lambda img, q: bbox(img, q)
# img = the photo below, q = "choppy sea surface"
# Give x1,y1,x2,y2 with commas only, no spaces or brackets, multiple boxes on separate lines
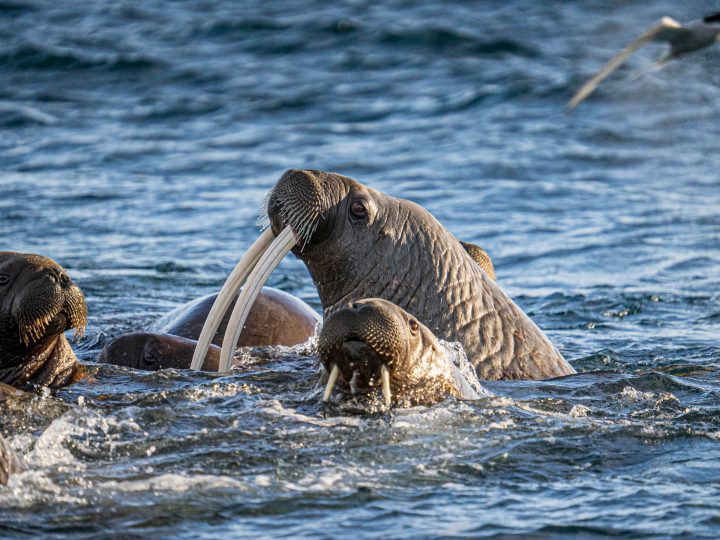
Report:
1,0,719,537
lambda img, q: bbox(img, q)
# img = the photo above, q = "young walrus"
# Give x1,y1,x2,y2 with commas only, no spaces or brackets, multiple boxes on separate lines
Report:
0,252,87,390
318,298,489,407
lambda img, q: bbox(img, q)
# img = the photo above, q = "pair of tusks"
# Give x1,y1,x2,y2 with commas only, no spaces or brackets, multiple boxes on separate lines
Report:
190,226,296,372
191,225,394,407
321,363,392,407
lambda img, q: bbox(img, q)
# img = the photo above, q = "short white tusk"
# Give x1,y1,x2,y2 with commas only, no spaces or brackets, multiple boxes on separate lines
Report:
380,364,392,406
190,228,275,371
218,226,296,372
322,364,340,402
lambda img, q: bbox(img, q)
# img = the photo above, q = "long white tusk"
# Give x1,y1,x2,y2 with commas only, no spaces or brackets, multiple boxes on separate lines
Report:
190,228,275,371
380,364,392,406
218,226,296,371
322,364,340,402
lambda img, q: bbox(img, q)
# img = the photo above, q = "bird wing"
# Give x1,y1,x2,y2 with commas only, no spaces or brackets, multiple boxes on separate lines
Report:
566,17,683,112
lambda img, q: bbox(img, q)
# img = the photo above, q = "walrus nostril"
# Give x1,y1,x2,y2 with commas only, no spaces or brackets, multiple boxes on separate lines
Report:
59,273,71,288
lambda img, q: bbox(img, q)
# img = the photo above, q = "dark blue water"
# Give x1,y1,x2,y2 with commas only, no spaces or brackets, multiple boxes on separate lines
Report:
1,0,719,537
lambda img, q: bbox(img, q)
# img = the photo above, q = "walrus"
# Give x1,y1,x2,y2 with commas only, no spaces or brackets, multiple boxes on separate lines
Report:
197,169,574,380
99,287,320,371
318,298,490,406
0,252,87,390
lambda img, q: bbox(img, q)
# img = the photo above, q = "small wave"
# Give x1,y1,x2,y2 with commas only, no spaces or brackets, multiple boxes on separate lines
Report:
379,27,538,57
0,0,36,14
196,16,289,37
97,473,250,493
154,261,196,274
0,102,57,127
1,42,162,72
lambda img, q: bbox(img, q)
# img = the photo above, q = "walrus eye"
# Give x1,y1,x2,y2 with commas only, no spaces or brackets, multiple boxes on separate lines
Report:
408,319,419,334
0,274,8,286
350,199,368,219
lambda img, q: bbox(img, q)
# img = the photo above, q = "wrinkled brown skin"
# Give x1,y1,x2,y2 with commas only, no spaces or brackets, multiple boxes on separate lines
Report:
99,287,320,371
319,298,476,406
0,252,87,391
267,169,575,380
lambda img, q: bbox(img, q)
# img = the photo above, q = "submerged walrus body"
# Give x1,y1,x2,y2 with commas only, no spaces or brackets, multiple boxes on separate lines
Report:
100,288,320,371
0,252,87,390
260,169,573,381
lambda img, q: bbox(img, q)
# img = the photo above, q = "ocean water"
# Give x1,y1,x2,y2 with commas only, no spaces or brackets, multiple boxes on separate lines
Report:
1,0,719,537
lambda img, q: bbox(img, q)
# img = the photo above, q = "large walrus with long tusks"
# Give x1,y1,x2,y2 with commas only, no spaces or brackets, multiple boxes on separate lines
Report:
100,287,320,371
193,169,575,381
0,252,87,390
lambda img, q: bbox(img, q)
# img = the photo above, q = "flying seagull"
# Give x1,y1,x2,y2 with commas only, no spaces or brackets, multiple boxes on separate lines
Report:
567,12,720,111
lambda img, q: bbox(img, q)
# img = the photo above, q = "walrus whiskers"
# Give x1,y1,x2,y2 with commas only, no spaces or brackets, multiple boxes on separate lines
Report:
190,228,275,370
322,363,340,402
217,226,297,371
19,311,56,347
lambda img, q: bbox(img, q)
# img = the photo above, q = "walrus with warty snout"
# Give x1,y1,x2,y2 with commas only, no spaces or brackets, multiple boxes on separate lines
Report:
100,287,320,371
0,252,87,485
200,169,574,380
319,298,489,406
0,252,87,390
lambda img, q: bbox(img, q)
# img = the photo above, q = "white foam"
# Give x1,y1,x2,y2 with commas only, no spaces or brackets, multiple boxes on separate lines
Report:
438,340,493,398
261,399,363,428
97,473,249,493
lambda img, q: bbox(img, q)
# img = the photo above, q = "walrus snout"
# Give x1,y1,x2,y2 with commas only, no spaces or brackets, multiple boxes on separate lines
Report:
319,298,413,404
266,169,349,247
9,258,87,346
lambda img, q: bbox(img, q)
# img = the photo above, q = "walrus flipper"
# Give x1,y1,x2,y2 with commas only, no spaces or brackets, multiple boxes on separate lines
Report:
460,241,496,280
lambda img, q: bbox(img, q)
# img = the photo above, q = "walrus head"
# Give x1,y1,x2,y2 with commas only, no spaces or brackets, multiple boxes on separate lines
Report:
265,169,479,315
0,252,87,389
99,332,221,371
318,298,481,407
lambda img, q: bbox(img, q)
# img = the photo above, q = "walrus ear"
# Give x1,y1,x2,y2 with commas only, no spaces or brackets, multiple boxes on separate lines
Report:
459,241,496,280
